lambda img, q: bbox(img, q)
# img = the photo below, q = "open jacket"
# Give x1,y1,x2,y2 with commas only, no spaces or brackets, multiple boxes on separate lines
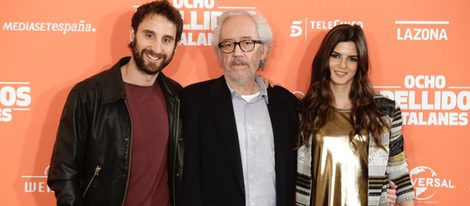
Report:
47,57,183,206
296,95,414,206
181,76,298,206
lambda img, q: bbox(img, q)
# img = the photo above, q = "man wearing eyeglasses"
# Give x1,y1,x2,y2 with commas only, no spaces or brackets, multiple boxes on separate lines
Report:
180,10,298,206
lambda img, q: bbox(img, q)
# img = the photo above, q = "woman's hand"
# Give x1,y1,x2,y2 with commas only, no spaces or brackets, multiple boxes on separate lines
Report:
387,180,397,205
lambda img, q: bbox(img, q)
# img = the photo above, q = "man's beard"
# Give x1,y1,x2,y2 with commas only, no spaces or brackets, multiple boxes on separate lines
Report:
131,40,174,75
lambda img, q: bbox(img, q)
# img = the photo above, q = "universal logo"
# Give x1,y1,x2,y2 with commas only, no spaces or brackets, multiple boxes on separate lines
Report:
0,81,31,122
410,166,455,204
395,20,448,41
22,166,52,193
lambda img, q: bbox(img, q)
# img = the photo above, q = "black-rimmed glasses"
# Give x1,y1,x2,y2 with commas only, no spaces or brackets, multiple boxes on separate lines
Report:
218,39,263,54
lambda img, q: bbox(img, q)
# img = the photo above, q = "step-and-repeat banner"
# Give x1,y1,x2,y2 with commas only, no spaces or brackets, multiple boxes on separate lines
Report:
1,0,468,205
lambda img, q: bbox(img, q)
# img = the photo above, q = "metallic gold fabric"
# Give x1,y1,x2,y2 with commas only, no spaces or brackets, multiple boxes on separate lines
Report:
312,109,369,206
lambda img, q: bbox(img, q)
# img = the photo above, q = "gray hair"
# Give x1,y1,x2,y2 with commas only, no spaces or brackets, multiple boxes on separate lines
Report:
212,10,273,69
212,10,273,49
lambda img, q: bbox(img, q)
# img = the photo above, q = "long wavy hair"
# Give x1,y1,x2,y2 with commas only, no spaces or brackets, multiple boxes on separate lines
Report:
298,24,389,148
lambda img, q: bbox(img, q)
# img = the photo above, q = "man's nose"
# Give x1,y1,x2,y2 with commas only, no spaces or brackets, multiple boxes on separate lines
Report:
232,43,244,56
151,39,163,53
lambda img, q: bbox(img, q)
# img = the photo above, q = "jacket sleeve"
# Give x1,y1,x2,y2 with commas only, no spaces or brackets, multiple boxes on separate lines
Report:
47,87,88,206
180,89,203,206
386,102,415,203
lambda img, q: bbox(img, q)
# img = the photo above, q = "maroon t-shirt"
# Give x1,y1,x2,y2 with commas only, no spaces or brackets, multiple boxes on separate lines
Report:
123,81,170,206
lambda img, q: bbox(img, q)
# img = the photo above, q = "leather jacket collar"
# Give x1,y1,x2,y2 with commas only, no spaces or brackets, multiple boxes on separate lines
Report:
101,56,178,104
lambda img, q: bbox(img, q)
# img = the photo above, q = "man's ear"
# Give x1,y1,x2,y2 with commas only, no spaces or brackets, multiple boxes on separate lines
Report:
174,40,180,52
129,28,135,43
260,44,271,60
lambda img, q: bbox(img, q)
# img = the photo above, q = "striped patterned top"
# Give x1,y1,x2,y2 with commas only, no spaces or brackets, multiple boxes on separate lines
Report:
296,95,415,206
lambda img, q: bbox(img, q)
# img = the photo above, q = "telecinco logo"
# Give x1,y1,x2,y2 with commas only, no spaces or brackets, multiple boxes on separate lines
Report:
0,81,31,122
410,166,455,203
395,20,448,41
289,19,364,40
22,166,52,193
133,0,256,46
2,20,96,35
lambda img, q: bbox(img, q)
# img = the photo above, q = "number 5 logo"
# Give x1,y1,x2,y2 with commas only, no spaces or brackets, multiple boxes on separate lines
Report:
290,21,303,37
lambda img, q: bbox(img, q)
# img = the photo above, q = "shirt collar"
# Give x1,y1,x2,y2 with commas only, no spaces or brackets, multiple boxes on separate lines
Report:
225,75,269,104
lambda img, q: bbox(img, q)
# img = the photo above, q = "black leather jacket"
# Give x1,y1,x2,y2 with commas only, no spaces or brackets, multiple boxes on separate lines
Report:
47,57,183,206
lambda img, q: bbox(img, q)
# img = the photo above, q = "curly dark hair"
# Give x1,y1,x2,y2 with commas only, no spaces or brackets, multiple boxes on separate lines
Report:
298,24,389,148
129,0,183,46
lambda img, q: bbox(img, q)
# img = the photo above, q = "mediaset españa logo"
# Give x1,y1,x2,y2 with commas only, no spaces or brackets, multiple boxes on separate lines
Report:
2,20,96,35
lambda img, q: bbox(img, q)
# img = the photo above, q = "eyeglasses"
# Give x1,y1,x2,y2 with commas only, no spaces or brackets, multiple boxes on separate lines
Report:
218,39,263,54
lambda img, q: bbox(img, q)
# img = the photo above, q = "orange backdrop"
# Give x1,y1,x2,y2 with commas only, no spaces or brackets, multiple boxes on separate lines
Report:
1,0,469,205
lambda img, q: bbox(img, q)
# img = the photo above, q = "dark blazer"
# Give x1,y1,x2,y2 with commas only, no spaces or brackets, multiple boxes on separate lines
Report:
181,76,298,206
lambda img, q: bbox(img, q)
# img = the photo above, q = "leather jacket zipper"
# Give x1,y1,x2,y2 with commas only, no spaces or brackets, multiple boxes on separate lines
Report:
122,99,133,206
82,165,101,198
172,98,180,206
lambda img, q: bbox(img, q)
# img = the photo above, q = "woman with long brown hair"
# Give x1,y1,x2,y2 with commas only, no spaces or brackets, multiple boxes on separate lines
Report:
296,24,415,206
